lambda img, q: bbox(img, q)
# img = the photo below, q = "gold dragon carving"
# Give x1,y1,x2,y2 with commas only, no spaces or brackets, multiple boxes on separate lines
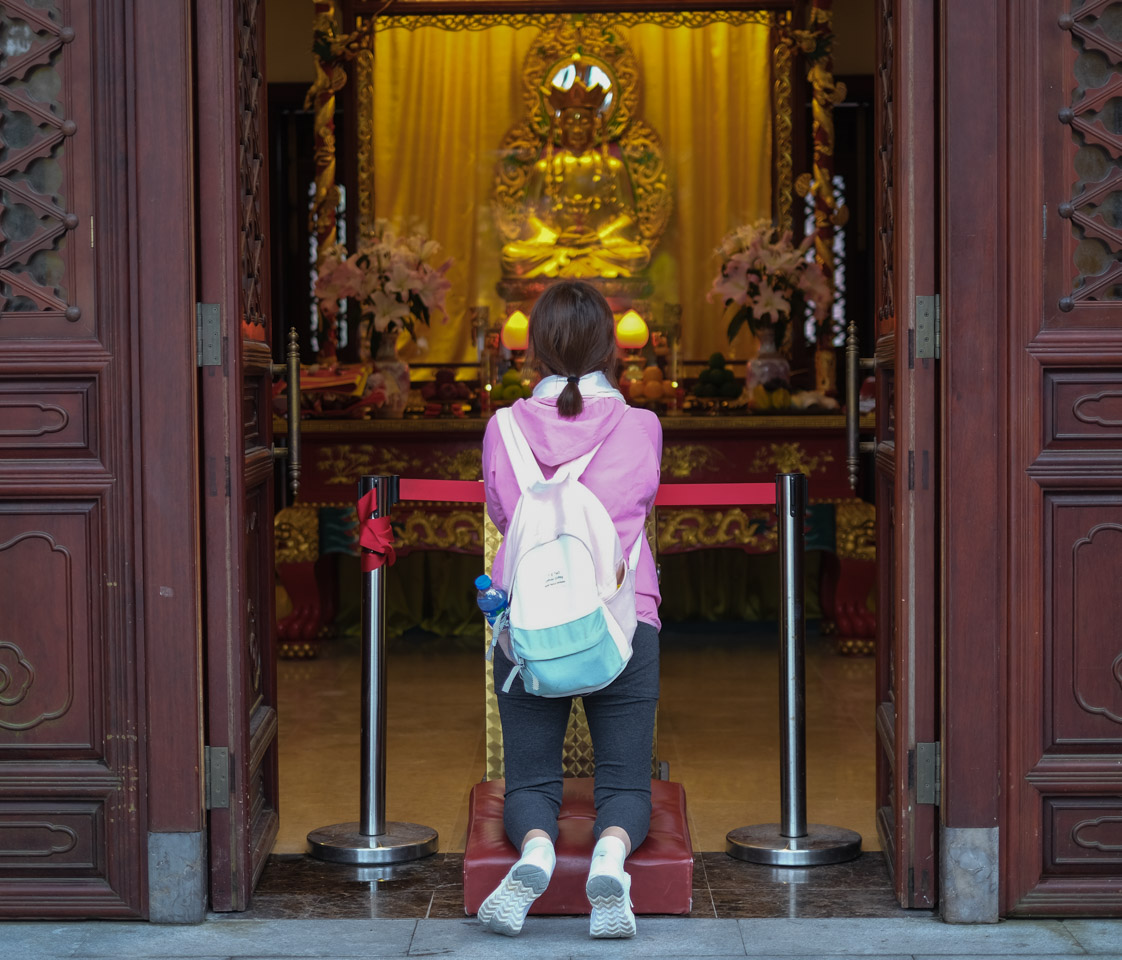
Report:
750,442,835,476
275,506,320,564
660,443,724,479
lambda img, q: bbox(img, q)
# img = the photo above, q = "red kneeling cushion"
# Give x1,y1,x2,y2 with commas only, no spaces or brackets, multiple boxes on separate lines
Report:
463,778,693,915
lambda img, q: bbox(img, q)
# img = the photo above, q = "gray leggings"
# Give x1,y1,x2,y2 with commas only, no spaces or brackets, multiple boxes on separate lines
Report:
493,620,660,851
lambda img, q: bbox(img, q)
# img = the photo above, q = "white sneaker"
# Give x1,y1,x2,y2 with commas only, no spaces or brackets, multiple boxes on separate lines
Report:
586,867,636,938
477,861,550,936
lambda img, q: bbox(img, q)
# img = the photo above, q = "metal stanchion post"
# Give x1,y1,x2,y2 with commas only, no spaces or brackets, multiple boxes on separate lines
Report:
307,475,439,865
726,472,862,866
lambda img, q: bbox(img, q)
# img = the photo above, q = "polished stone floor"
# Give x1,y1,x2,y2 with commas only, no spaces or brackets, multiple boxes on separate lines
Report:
270,622,888,919
239,850,916,920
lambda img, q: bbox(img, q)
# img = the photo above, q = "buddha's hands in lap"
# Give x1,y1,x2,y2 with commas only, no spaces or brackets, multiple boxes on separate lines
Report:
556,227,601,247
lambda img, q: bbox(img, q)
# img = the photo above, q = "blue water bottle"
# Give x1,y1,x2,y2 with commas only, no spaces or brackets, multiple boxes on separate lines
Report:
474,574,508,626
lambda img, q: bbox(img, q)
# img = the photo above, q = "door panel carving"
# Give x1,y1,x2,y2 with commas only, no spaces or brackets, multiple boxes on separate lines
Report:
1045,369,1122,445
1045,798,1122,873
0,803,102,874
1047,500,1122,743
0,509,99,750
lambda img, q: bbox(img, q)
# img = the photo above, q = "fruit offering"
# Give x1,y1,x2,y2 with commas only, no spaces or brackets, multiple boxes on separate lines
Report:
419,368,475,416
620,365,681,408
748,378,793,412
690,352,742,401
491,367,534,406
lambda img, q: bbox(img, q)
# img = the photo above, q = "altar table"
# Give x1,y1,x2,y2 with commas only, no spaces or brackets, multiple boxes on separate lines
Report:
273,415,876,657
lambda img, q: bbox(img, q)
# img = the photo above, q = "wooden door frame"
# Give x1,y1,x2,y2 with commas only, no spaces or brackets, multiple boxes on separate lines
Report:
873,0,941,911
132,0,208,923
938,0,1007,924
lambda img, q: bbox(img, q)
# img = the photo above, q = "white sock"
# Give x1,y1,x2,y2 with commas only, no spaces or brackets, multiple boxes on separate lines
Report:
589,835,627,874
519,835,556,877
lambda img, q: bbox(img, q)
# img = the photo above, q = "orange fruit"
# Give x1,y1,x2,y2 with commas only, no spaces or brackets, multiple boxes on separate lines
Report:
641,365,664,382
642,380,664,400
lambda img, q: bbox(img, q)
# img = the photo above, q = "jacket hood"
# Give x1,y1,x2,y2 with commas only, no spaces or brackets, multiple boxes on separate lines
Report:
509,396,628,467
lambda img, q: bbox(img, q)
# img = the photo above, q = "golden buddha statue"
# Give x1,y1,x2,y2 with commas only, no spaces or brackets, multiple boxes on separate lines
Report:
501,79,651,280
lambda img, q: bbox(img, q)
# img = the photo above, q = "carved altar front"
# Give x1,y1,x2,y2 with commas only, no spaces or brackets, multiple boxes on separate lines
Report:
274,415,876,657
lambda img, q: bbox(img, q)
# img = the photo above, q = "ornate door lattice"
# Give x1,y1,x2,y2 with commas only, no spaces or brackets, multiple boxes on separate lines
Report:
1057,0,1122,313
0,0,92,335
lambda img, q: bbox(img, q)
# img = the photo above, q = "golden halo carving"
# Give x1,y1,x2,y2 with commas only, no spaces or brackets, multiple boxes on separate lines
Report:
520,17,639,144
541,52,621,131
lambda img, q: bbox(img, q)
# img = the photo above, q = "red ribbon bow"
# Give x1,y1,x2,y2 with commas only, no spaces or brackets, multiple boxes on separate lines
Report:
357,489,396,572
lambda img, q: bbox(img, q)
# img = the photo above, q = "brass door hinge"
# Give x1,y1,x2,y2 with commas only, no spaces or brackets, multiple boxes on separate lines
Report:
196,303,221,368
204,746,230,810
915,741,941,806
915,295,941,360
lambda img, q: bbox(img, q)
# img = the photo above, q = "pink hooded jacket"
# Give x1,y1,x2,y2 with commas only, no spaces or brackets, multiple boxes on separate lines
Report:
482,392,663,631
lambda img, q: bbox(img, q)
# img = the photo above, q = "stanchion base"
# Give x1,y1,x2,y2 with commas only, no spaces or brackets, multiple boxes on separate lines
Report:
307,821,439,865
726,823,861,867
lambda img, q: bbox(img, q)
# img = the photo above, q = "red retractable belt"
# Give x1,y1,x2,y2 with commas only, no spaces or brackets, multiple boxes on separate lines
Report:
397,478,773,507
356,488,396,572
359,480,773,571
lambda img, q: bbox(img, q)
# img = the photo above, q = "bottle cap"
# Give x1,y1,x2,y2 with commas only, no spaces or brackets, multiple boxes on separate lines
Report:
474,574,492,590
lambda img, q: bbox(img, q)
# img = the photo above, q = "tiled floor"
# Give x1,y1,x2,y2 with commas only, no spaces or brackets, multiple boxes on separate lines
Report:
269,622,891,920
239,850,918,920
275,622,878,857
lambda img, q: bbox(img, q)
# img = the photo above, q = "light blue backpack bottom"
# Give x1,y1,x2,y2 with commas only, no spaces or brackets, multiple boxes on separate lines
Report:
503,607,627,698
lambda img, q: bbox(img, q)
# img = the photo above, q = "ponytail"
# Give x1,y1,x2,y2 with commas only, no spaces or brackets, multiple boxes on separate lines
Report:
558,375,583,417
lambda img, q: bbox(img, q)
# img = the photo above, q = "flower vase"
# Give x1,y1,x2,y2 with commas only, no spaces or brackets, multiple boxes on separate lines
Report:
746,325,790,392
372,333,410,419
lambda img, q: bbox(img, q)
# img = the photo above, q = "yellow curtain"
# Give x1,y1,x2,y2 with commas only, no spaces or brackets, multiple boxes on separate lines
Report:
368,17,773,366
620,22,773,362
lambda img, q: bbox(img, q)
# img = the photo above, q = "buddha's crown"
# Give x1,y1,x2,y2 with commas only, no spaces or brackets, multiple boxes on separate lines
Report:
545,77,609,114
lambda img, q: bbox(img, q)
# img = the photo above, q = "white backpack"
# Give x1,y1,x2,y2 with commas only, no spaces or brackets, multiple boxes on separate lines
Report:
492,407,641,697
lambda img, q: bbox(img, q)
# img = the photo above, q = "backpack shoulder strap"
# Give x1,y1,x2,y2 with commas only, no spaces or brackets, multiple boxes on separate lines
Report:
553,442,602,483
495,407,545,492
626,530,644,570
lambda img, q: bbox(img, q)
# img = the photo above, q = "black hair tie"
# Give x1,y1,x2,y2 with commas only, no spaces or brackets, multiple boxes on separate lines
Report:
566,376,580,384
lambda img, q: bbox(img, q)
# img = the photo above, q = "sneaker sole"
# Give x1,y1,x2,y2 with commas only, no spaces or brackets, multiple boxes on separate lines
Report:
586,874,636,938
477,863,549,936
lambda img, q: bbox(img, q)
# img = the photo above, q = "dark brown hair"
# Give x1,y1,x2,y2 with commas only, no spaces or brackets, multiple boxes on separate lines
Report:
527,280,618,418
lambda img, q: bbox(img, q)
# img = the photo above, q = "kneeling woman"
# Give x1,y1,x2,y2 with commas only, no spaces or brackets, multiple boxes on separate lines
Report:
478,280,662,939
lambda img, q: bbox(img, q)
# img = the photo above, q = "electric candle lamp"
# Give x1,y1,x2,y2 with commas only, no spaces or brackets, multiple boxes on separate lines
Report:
615,309,649,350
616,309,650,384
500,309,529,351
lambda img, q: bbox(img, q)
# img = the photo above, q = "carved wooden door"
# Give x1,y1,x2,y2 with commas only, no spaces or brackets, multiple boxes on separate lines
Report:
872,0,940,908
195,0,280,911
1003,0,1122,915
0,0,146,915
